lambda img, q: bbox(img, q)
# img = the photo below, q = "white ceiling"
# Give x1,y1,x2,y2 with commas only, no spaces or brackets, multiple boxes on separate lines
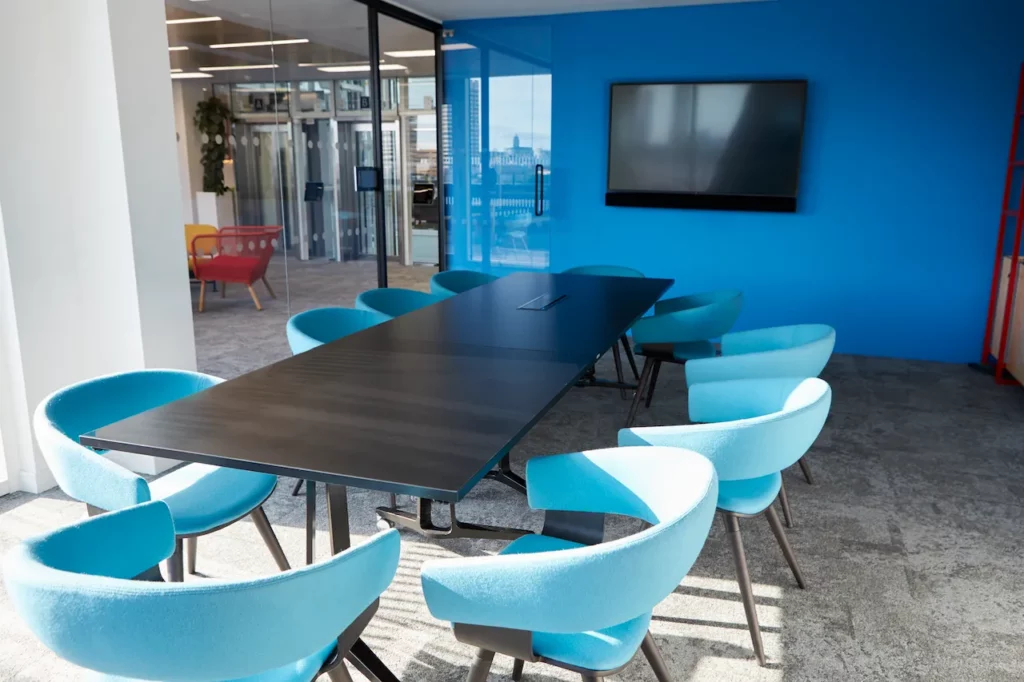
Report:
396,0,762,22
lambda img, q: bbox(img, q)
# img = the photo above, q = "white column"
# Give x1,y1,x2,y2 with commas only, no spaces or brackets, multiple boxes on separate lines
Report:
0,0,197,491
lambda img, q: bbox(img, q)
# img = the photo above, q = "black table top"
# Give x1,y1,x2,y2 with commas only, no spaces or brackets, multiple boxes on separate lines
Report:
83,272,672,502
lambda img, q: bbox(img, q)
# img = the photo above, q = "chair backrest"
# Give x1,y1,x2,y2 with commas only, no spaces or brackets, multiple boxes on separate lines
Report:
192,227,282,281
421,446,717,634
3,501,400,681
33,370,222,512
632,289,743,345
562,265,645,278
619,377,832,481
430,270,498,298
355,287,443,318
184,224,217,253
686,324,836,386
287,307,390,355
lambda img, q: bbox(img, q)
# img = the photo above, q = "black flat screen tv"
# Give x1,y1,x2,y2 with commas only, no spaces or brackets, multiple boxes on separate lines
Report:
606,80,808,212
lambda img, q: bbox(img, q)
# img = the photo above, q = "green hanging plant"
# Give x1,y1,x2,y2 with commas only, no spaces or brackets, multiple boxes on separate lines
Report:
194,96,233,195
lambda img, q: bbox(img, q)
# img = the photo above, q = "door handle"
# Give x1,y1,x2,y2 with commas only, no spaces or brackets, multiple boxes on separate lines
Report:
534,164,544,217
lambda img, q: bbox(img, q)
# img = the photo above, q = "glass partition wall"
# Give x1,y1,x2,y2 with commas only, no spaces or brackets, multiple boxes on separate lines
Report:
167,0,444,375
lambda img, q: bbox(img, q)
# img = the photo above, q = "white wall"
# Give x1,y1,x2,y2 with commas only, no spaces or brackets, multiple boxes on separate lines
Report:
0,0,197,490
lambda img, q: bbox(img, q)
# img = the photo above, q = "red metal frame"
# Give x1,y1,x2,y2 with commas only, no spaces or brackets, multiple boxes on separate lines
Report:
981,63,1024,385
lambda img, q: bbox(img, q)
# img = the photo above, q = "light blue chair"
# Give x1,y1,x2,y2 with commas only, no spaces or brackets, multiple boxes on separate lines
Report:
686,323,837,491
355,287,444,318
562,265,646,396
3,500,400,682
620,377,832,666
626,289,744,425
430,270,498,298
33,369,289,582
286,307,391,563
421,446,718,682
286,307,390,355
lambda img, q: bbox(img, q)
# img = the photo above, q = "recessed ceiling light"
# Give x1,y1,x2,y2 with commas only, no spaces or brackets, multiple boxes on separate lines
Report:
166,16,222,24
383,49,434,58
318,64,407,73
442,43,475,51
210,38,309,49
169,46,189,52
199,64,280,72
171,72,214,79
170,68,183,73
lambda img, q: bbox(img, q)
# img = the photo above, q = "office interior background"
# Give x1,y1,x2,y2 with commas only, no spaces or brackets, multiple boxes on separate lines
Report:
1,0,1023,680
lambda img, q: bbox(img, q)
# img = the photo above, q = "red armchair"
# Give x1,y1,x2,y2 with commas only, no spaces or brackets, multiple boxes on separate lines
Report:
190,226,283,312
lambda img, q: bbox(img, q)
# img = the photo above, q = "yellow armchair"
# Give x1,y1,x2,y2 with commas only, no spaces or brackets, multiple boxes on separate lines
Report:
185,224,218,275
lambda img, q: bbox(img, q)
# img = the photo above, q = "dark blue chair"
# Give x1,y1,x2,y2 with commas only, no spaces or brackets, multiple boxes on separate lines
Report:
430,270,498,298
421,446,718,681
33,369,290,581
355,288,443,318
626,289,744,425
620,377,832,666
3,500,400,681
285,306,391,563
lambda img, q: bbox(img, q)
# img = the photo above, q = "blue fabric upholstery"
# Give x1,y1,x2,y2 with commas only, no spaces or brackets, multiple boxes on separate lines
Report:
686,324,836,386
619,378,831,514
717,474,783,515
33,370,280,535
354,288,443,318
630,290,743,347
430,270,498,298
3,501,400,682
421,446,717,671
286,307,390,355
562,265,645,278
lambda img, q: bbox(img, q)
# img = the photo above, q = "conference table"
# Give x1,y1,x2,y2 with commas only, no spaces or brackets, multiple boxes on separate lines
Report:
82,271,672,682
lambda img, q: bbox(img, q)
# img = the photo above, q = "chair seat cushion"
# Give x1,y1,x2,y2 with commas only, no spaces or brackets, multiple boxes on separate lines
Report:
87,640,336,682
149,464,277,536
635,341,716,362
717,472,782,515
499,534,652,672
194,256,261,283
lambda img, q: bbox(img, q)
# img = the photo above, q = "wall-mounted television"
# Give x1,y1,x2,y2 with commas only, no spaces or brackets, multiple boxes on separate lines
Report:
606,80,808,213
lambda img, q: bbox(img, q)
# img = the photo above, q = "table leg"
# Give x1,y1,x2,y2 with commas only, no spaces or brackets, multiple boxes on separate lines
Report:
484,453,527,494
325,484,400,682
377,497,530,541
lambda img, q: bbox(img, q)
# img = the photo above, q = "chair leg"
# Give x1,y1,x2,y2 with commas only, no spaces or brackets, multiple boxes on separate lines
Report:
292,479,304,496
621,335,639,380
262,275,277,299
611,342,628,400
465,649,494,682
306,480,316,566
641,631,673,682
798,456,815,484
723,513,766,666
644,359,663,409
221,281,227,298
512,658,525,681
198,281,207,313
778,478,794,528
247,285,263,311
765,505,806,589
251,506,290,572
186,536,198,575
325,662,355,682
625,357,655,427
166,538,184,583
581,675,602,681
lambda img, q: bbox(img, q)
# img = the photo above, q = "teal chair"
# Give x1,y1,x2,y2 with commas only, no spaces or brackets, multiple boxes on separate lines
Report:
421,446,718,681
355,288,443,318
686,323,837,495
33,370,290,582
626,289,744,425
562,265,647,397
430,270,498,298
286,307,391,563
3,500,400,682
620,377,832,666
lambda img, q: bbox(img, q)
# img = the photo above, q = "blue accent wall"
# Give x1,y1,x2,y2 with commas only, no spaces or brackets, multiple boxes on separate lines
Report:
444,0,1024,362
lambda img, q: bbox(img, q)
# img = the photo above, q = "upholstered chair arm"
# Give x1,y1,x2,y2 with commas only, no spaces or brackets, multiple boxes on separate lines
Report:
721,324,835,357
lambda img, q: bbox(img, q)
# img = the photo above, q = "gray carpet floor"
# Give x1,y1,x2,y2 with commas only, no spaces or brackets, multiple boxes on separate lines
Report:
0,263,1022,681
